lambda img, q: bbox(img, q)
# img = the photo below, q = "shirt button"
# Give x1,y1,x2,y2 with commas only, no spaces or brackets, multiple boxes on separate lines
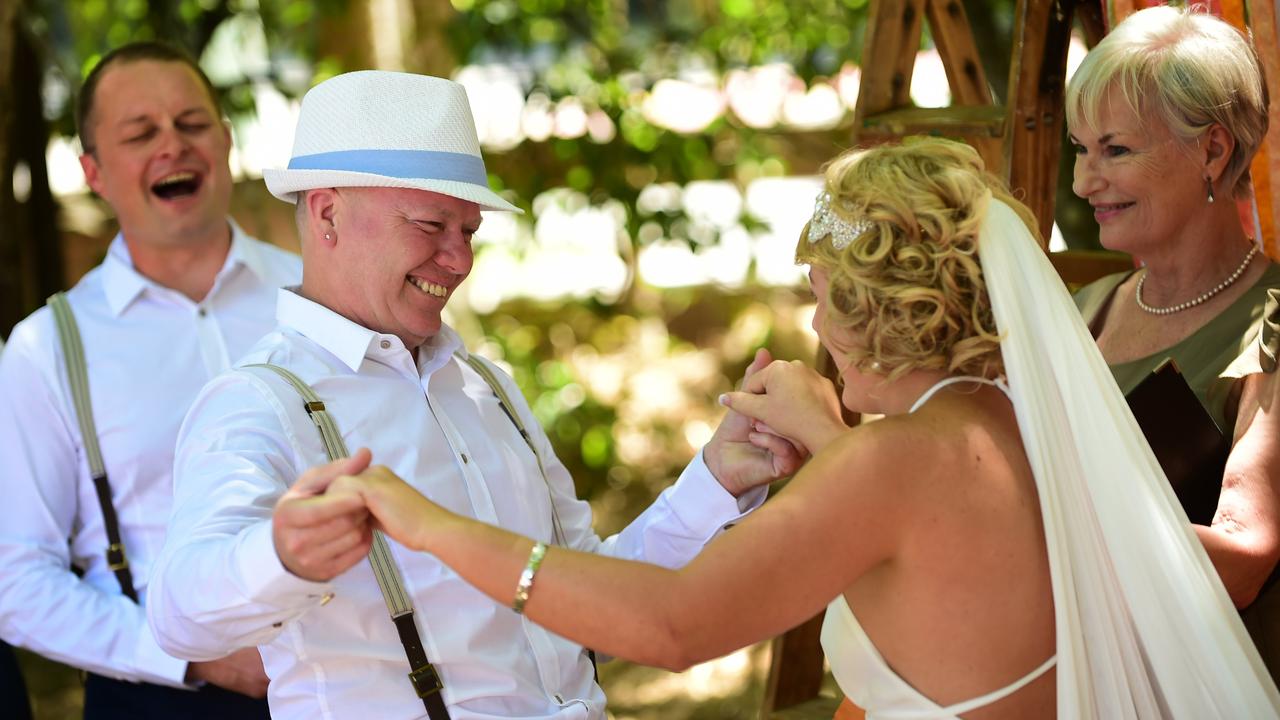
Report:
197,307,207,318
380,340,391,350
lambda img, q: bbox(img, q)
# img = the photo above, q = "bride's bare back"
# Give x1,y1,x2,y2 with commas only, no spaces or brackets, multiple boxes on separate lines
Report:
838,383,1054,718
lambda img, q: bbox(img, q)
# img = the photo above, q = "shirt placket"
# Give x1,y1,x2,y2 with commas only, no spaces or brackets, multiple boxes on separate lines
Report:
193,301,231,376
422,372,572,707
421,390,500,525
193,260,241,378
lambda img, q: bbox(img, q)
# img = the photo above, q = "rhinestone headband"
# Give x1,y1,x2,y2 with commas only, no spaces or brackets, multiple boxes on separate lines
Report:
807,191,872,250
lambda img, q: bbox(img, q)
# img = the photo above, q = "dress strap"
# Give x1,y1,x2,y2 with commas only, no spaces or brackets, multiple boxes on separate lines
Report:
936,655,1057,717
908,375,1010,414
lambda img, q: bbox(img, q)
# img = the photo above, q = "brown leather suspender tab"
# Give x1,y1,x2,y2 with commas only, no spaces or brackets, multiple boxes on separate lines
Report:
91,473,138,602
394,611,448,715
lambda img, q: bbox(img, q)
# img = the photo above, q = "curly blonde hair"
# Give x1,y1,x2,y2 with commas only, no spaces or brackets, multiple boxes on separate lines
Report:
797,138,1041,381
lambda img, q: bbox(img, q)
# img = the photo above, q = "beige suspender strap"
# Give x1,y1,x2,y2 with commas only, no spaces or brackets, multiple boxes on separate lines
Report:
460,353,566,546
460,353,598,676
47,293,139,602
244,363,449,718
48,294,104,477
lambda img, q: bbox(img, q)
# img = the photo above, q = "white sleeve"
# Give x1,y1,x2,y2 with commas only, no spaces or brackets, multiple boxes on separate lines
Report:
482,359,766,566
147,370,334,661
0,316,188,687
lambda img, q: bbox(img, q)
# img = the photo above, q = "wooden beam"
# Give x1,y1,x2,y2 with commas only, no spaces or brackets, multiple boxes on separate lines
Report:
858,104,1005,173
1004,0,1077,243
1077,0,1107,47
1048,249,1134,288
854,0,928,124
1107,0,1144,28
859,104,1004,137
760,609,826,715
923,0,992,106
1224,0,1280,259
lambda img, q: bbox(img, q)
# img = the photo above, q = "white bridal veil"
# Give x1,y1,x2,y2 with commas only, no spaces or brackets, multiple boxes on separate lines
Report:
978,195,1280,718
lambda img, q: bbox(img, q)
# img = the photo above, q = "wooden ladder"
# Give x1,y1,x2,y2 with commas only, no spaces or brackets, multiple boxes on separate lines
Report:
850,0,1105,244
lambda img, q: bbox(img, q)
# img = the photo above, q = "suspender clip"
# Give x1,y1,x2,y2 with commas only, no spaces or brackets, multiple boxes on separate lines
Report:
408,664,444,698
105,542,129,571
304,400,326,414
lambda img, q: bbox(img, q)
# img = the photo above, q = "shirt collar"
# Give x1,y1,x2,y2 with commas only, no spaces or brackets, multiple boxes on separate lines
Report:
224,219,273,283
101,218,261,317
275,288,465,374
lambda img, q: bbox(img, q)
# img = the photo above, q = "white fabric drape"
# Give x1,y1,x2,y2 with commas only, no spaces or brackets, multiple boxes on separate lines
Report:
978,196,1280,718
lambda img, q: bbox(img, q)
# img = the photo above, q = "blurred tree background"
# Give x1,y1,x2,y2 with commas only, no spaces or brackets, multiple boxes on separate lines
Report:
0,0,1094,717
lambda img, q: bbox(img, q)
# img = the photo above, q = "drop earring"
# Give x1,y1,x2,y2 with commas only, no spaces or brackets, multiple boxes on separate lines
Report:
1206,176,1215,204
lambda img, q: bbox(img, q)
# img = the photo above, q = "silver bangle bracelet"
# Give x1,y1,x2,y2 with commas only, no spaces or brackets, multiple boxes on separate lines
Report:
512,541,548,614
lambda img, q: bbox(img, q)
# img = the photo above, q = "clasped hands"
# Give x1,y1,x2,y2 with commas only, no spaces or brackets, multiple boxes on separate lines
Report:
271,349,846,583
271,447,438,582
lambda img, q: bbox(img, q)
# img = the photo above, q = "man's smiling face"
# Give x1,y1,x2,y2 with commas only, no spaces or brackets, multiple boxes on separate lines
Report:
79,59,233,247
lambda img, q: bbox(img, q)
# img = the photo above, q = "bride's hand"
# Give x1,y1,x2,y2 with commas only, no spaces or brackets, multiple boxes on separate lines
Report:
329,465,450,552
719,360,846,454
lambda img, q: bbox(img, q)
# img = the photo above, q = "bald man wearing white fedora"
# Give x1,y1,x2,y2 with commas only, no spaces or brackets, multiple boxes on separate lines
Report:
146,70,799,720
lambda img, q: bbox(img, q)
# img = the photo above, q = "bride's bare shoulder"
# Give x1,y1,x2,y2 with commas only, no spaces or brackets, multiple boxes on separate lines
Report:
810,395,1019,496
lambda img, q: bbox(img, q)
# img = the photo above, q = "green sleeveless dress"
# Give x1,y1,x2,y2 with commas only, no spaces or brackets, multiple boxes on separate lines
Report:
1075,262,1280,683
1074,263,1280,432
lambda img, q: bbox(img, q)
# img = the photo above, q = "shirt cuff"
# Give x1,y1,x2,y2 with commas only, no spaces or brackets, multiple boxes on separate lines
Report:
663,450,766,535
236,520,335,608
133,621,193,688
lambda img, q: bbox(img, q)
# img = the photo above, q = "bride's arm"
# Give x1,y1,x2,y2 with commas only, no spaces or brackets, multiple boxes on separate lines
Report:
340,426,911,669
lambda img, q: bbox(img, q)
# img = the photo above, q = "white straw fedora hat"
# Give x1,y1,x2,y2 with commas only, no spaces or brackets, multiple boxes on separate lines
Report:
263,70,521,213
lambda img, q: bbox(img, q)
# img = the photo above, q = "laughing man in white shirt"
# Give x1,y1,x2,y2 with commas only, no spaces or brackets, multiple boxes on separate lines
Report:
0,43,299,718
146,70,801,719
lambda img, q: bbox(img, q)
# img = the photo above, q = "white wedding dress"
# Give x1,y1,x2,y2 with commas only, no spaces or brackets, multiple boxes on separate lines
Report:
817,197,1280,719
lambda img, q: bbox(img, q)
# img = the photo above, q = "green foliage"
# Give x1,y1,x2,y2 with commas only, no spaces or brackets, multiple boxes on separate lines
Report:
24,0,348,137
438,0,884,249
456,284,816,536
447,0,872,80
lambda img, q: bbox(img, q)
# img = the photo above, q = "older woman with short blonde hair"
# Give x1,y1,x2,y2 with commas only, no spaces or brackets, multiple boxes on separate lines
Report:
1069,4,1280,676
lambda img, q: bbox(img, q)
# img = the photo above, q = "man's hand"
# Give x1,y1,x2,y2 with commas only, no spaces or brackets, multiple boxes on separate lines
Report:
187,647,269,698
272,448,374,582
705,349,806,496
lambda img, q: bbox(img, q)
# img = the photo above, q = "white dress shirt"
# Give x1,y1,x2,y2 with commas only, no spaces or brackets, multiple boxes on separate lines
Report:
149,289,765,719
0,223,301,686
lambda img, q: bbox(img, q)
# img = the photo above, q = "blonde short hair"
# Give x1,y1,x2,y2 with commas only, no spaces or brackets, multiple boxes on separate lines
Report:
797,138,1040,381
1066,5,1269,200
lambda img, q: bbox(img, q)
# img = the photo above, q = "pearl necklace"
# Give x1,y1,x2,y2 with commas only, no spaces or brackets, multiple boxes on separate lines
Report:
1135,244,1259,315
